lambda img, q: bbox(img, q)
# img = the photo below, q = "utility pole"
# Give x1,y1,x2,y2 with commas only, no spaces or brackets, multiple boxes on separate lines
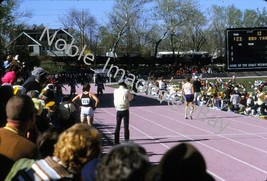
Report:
81,10,85,49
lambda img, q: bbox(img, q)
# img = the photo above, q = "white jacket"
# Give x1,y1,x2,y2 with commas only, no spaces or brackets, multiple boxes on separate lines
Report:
114,86,133,111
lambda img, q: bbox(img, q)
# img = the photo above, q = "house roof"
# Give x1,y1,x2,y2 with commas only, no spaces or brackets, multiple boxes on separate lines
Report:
6,28,73,48
57,28,73,38
6,32,42,47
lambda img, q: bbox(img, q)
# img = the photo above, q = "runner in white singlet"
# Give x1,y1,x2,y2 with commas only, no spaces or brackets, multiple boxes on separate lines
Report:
182,77,194,119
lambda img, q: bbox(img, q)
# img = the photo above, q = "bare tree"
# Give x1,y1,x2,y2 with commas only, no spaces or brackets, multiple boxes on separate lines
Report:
152,0,198,59
106,0,152,59
181,10,207,52
59,8,98,50
0,0,31,53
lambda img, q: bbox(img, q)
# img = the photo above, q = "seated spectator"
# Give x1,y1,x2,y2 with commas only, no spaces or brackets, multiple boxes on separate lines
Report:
95,142,151,181
157,143,215,181
5,127,61,180
12,123,102,180
0,95,37,181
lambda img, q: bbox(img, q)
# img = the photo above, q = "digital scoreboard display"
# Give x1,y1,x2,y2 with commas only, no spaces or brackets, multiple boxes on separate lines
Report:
226,27,267,70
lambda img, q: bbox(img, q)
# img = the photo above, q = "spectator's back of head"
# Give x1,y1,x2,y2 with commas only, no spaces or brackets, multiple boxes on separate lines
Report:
96,142,151,181
158,143,215,181
36,127,61,158
0,84,14,126
6,95,35,123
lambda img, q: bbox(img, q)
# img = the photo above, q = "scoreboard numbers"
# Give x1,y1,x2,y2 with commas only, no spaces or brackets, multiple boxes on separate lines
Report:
226,27,267,70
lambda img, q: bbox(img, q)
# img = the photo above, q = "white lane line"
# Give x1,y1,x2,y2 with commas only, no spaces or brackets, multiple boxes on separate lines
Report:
97,106,267,180
131,108,267,175
139,107,267,154
158,104,267,131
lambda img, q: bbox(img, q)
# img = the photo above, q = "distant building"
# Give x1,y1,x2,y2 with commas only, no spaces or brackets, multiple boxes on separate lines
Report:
6,28,73,57
156,51,210,59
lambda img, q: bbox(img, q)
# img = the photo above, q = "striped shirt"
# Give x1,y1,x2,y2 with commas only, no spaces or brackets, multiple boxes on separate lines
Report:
13,156,73,181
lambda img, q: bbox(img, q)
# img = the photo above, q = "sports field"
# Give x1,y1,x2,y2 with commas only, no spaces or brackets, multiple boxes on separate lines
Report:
64,80,267,181
65,82,267,181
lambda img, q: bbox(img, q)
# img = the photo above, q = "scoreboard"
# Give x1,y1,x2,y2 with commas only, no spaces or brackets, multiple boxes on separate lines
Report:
226,27,267,70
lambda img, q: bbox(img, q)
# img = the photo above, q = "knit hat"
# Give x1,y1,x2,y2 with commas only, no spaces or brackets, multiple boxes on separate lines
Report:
32,67,46,77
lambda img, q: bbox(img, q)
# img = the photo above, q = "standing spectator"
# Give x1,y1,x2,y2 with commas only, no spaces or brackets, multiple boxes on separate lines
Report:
1,64,20,85
158,77,166,103
68,79,79,97
95,142,151,181
252,87,267,115
113,80,134,144
0,95,37,181
22,67,47,93
72,83,99,126
182,77,194,119
96,75,105,97
55,80,67,102
193,76,202,105
11,123,102,181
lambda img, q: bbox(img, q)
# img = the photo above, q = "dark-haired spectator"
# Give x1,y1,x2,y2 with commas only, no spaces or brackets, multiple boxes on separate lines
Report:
13,76,26,95
72,83,99,126
0,84,14,127
158,143,215,181
0,95,37,181
55,80,67,102
1,64,20,85
68,79,79,97
27,90,51,133
13,123,102,181
96,74,105,97
193,76,202,105
95,142,151,181
5,127,61,181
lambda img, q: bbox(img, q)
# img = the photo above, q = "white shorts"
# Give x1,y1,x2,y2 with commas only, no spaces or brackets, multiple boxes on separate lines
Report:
80,106,94,117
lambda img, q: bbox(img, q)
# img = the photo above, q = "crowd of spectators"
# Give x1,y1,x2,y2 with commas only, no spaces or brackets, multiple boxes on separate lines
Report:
0,54,216,180
154,74,267,118
191,76,267,118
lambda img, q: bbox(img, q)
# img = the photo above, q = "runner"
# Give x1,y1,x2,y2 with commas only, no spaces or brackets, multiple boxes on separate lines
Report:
182,77,194,119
